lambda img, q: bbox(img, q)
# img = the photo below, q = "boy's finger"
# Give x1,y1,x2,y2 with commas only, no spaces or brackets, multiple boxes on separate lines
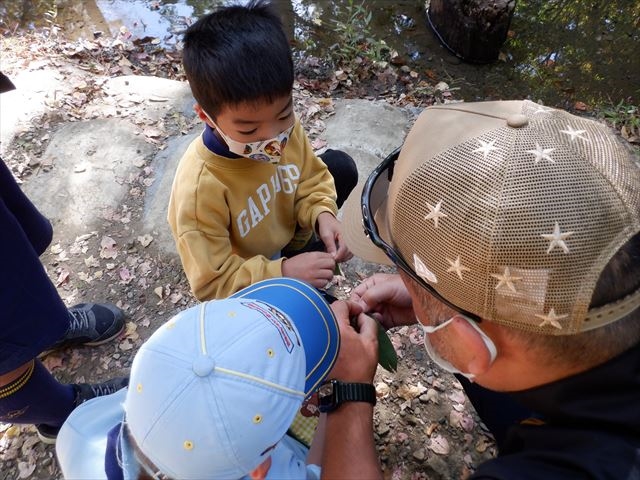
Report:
325,240,337,255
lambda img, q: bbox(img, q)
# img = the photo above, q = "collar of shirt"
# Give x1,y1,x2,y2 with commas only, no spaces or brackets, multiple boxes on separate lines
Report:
202,124,242,159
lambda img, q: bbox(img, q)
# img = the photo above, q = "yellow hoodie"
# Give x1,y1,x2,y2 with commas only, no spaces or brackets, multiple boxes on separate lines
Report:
168,120,338,300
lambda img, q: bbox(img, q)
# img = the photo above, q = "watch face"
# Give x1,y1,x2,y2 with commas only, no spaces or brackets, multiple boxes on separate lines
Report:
318,380,338,413
318,382,335,398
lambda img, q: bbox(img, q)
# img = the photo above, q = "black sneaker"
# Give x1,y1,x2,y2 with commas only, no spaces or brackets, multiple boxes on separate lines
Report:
72,377,130,405
42,303,126,357
35,376,129,444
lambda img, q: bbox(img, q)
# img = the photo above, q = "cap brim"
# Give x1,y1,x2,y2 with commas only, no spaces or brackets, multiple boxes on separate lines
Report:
230,278,339,395
342,181,394,266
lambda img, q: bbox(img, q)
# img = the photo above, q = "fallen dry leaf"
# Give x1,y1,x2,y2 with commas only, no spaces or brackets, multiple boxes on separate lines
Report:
428,434,450,455
137,234,154,247
476,436,494,453
17,461,36,479
396,382,427,401
42,354,64,371
84,255,100,268
376,381,391,398
100,236,118,259
119,339,133,351
124,321,138,338
55,267,70,286
119,267,133,284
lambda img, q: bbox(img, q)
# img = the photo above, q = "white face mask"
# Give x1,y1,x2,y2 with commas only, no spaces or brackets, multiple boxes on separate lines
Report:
204,111,294,164
420,315,497,380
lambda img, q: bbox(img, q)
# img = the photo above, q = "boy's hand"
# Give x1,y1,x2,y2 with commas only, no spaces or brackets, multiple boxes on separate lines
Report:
316,212,353,263
349,273,416,330
282,252,335,288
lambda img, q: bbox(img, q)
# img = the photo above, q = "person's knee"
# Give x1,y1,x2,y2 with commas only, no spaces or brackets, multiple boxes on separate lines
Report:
320,149,358,207
322,149,358,178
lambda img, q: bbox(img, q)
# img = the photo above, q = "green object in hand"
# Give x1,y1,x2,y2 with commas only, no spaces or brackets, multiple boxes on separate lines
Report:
333,263,342,276
377,322,398,373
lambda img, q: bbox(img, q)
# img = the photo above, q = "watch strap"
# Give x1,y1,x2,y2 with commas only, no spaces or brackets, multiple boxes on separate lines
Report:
318,380,376,413
339,382,377,405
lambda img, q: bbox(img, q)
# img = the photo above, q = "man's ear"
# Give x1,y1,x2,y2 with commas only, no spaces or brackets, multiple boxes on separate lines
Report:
449,316,495,376
194,103,213,126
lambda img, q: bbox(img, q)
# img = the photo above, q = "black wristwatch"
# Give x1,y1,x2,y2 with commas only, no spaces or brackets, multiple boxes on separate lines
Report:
317,379,377,413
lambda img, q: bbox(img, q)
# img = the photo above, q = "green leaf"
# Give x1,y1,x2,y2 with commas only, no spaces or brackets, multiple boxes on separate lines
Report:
333,262,342,276
377,321,398,373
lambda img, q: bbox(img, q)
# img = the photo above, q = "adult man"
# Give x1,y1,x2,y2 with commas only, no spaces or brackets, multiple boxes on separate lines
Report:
324,100,640,478
0,72,128,444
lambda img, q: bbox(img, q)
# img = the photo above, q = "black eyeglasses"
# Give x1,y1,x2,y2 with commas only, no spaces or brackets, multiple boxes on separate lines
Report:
360,148,482,323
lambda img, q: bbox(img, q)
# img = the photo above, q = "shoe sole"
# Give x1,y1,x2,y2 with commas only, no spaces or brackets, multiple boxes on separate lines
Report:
36,431,57,445
37,323,126,359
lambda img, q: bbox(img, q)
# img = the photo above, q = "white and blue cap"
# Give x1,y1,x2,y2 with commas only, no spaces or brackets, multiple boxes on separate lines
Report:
124,278,339,479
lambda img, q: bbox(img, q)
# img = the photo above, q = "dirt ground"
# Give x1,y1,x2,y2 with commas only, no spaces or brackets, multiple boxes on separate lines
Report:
0,29,498,480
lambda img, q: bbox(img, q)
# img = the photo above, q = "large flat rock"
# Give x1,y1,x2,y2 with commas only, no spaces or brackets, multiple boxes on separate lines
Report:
323,99,410,180
23,118,156,232
85,75,195,122
143,125,202,255
0,69,67,153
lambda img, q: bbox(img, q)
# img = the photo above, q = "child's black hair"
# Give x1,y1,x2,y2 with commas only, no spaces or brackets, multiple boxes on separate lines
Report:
182,0,294,117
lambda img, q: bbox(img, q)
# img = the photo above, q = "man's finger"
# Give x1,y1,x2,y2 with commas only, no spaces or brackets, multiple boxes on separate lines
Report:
330,300,352,327
356,313,379,339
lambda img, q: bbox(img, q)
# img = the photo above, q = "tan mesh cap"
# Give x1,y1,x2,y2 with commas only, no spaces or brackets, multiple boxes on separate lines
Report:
343,100,640,335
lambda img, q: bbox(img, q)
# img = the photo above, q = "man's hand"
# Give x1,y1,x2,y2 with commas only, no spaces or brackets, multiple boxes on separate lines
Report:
316,212,353,263
350,273,416,330
329,300,378,383
322,300,383,480
282,252,335,288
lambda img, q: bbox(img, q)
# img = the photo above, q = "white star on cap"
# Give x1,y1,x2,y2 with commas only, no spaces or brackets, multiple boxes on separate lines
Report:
446,256,470,280
541,222,574,254
424,201,448,229
473,139,499,160
414,254,438,283
535,308,567,329
560,125,589,142
490,267,523,293
532,106,553,115
526,143,555,164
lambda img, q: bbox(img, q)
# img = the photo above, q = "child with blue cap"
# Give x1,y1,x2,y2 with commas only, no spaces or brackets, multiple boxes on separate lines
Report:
55,278,379,479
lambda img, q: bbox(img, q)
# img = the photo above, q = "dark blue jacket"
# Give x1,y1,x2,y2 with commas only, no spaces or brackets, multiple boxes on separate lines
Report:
474,343,640,479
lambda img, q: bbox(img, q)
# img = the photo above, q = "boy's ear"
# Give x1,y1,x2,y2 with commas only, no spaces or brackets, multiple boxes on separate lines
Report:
194,104,213,126
249,457,272,480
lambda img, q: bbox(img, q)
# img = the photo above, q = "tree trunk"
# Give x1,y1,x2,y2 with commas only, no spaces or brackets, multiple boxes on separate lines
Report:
427,0,516,64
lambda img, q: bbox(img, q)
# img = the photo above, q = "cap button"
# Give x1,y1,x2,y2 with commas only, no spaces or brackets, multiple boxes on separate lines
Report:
506,114,528,128
192,356,216,377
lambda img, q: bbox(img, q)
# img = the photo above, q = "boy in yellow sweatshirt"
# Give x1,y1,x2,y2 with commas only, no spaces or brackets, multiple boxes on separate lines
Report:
168,0,358,301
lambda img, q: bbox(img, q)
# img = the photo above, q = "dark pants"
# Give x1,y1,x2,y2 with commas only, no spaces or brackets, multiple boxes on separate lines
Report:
319,149,359,209
0,159,69,374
